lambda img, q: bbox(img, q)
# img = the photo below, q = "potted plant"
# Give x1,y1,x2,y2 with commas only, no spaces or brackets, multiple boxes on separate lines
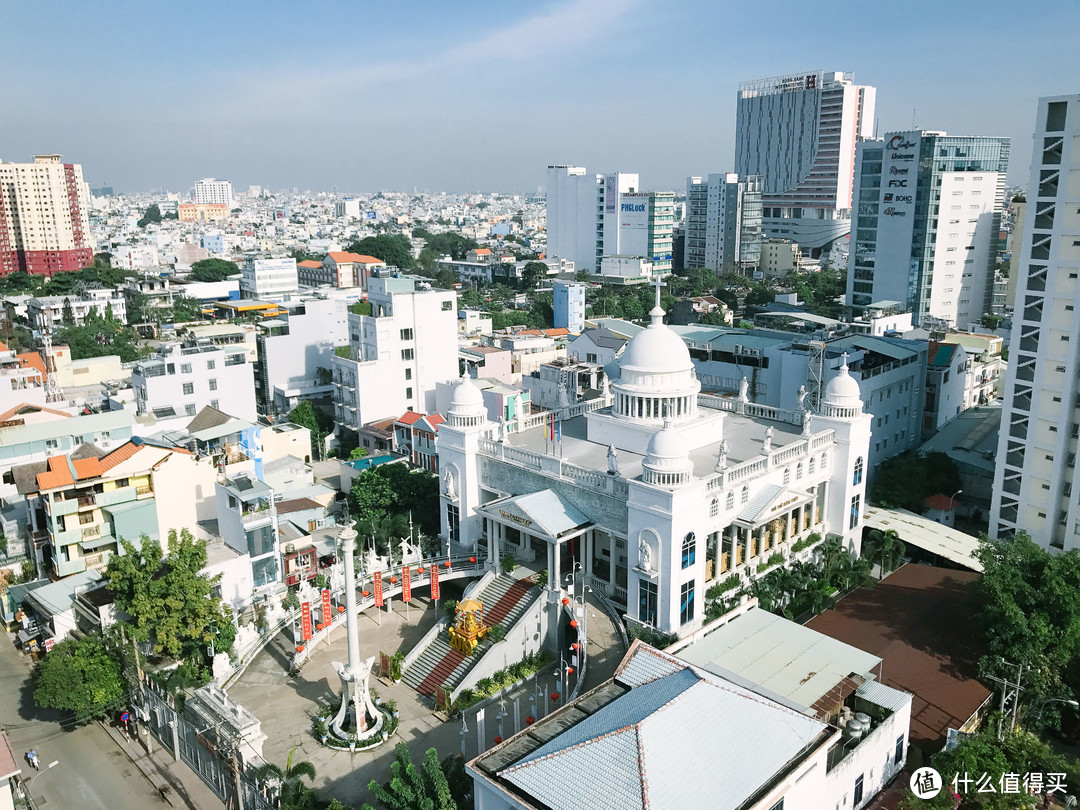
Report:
316,716,328,743
502,552,517,574
371,687,381,706
348,733,357,752
389,651,405,682
386,698,399,719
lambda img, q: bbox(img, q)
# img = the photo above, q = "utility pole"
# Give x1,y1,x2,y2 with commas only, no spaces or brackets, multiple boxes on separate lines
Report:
986,658,1023,740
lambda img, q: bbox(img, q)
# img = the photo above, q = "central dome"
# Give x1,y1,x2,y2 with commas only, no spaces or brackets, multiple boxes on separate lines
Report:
620,307,693,374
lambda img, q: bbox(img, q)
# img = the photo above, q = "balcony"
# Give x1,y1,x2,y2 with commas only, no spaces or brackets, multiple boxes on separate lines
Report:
55,556,88,577
136,485,154,497
77,494,96,509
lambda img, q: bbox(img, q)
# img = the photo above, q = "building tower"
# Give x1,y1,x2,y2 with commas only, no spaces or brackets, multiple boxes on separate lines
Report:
193,178,234,208
41,326,66,404
0,155,93,276
685,173,763,272
734,71,875,254
546,166,600,273
991,95,1080,549
438,376,490,557
846,131,1009,327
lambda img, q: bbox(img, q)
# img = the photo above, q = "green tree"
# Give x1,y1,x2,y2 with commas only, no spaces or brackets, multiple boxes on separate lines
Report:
520,261,548,290
972,533,1080,724
33,632,125,723
348,463,440,541
137,204,162,228
288,400,326,461
868,450,962,513
61,297,75,326
346,235,416,270
257,747,318,810
863,528,905,579
412,229,479,261
106,530,233,661
361,743,467,810
189,258,240,282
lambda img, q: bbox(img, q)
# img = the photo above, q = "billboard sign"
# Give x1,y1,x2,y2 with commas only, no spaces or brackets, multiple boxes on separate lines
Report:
321,589,332,627
301,602,313,640
402,565,411,603
374,571,384,607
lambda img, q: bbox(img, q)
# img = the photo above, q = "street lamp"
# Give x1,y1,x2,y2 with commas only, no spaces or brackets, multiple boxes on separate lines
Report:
1032,698,1080,727
950,489,963,523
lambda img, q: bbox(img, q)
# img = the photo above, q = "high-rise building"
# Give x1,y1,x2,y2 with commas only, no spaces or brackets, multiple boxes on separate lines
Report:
546,167,674,274
685,173,763,271
193,177,233,208
0,155,93,276
735,71,875,254
240,257,298,300
846,131,1009,328
991,95,1080,548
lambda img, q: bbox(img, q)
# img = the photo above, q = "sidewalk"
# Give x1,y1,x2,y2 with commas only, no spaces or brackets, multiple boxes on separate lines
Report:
98,719,222,810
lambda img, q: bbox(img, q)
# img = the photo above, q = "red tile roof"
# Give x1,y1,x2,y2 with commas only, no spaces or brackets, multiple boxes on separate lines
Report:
327,252,385,265
297,260,322,269
99,441,144,471
15,352,45,382
924,494,959,511
35,455,74,490
0,403,71,422
395,411,425,426
471,248,492,255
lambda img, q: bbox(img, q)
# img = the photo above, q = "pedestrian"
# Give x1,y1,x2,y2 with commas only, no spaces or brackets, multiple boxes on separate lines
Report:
26,749,39,770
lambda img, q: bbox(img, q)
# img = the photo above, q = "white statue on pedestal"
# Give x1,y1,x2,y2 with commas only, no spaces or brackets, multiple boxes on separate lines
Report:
714,439,729,472
738,376,749,403
607,444,620,476
443,467,456,500
638,537,653,573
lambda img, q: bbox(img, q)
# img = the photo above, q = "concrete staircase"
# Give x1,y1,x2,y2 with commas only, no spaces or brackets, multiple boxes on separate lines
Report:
404,574,540,697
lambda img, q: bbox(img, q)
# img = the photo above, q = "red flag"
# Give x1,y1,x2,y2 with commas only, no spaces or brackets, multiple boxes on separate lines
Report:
374,571,384,607
431,564,440,600
321,589,332,626
301,602,313,640
402,565,412,603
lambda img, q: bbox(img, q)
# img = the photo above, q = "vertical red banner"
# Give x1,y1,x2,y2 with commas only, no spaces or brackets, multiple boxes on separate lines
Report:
321,589,332,626
301,602,313,640
374,572,384,607
430,565,440,600
402,565,411,603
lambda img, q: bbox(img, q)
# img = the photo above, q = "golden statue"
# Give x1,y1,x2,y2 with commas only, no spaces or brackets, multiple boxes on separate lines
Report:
448,598,488,654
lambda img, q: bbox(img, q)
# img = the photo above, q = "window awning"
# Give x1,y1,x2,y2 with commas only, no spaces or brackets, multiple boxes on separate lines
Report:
80,534,117,551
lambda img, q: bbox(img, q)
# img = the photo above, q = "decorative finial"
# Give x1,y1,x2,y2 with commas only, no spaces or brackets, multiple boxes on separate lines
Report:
649,276,666,325
840,352,850,372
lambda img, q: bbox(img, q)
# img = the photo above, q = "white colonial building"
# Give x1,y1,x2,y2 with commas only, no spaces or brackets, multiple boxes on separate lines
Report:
438,291,872,636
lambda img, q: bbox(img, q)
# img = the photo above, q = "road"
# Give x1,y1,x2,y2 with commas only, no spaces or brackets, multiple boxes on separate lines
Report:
0,631,196,810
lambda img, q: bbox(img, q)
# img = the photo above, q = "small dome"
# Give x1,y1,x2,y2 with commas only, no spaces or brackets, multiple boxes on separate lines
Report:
450,375,484,409
645,419,690,461
824,354,862,406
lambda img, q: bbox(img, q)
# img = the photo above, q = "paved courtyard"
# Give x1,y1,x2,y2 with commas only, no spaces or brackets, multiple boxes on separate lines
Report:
228,582,626,808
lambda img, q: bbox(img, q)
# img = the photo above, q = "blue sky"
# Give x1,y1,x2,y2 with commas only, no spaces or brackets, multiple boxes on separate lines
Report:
2,0,1077,194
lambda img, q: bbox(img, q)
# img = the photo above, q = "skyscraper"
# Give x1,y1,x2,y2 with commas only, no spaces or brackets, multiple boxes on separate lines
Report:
846,131,1009,328
991,95,1080,548
0,155,93,276
685,173,762,271
193,177,234,207
546,165,599,273
735,71,875,254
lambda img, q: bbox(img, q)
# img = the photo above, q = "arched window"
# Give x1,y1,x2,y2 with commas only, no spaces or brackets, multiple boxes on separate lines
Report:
710,498,719,518
726,491,735,510
783,467,791,485
853,456,864,486
741,486,749,504
821,451,828,469
796,462,803,480
808,457,816,475
681,532,696,569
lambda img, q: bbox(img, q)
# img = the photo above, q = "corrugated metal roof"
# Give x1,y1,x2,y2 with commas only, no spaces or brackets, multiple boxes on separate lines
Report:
617,644,684,688
863,506,982,571
856,680,913,713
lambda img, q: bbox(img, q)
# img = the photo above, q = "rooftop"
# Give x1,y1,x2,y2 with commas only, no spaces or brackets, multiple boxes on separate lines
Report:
806,564,990,748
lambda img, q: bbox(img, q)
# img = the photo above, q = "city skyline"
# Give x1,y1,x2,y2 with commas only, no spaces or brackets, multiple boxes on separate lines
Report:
3,0,1078,194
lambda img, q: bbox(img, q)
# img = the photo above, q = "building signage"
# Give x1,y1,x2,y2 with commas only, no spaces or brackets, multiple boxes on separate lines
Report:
498,509,532,527
431,565,440,600
402,565,411,603
871,131,922,302
605,175,617,213
621,202,646,213
887,135,917,151
887,179,908,187
321,589,332,627
889,166,909,175
374,571,384,607
883,207,907,217
301,602,313,640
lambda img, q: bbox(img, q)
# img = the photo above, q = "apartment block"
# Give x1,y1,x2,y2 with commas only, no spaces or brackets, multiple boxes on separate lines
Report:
131,340,256,422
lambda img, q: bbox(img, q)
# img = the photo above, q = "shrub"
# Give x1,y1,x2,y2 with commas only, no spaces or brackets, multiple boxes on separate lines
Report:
443,599,458,619
502,553,517,573
534,569,548,588
706,574,742,600
757,552,784,573
487,624,507,644
792,532,822,553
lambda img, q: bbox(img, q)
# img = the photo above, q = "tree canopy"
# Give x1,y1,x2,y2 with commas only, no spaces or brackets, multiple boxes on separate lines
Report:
55,304,145,362
189,258,239,282
349,463,440,553
288,400,332,461
361,743,471,810
137,203,162,228
106,530,234,661
868,450,962,513
34,632,126,723
346,235,416,270
412,229,479,261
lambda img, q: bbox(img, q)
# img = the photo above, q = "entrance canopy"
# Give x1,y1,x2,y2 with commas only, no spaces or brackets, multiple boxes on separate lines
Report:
479,490,593,541
738,484,814,527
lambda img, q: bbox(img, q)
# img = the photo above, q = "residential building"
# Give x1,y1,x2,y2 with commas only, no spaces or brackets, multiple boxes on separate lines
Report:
735,71,875,253
567,326,630,376
461,345,514,384
398,412,443,472
923,342,969,438
759,237,818,278
0,154,94,276
435,377,532,427
11,437,213,578
991,95,1080,548
0,731,20,810
552,281,586,332
941,330,1004,404
458,309,493,337
469,635,908,810
335,197,362,219
193,178,233,207
438,292,871,636
296,252,386,290
668,296,733,327
215,471,280,589
254,296,349,419
131,340,256,423
846,131,1010,328
331,274,457,441
0,342,46,412
240,256,298,300
520,357,605,410
596,255,654,285
684,172,763,271
27,290,127,330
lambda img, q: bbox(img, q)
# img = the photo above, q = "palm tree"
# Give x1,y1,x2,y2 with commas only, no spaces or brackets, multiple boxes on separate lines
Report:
878,530,905,577
820,534,846,576
257,746,317,810
363,743,462,810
